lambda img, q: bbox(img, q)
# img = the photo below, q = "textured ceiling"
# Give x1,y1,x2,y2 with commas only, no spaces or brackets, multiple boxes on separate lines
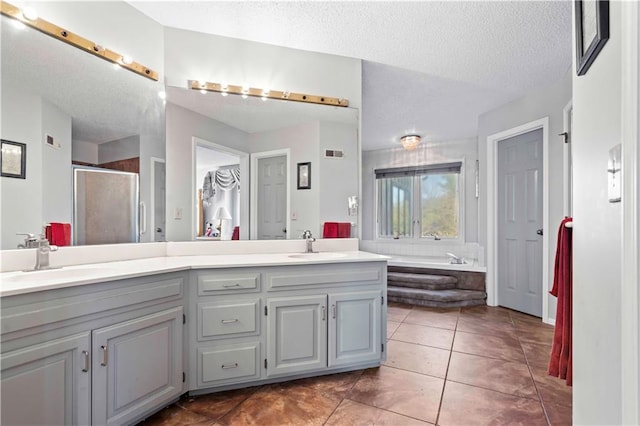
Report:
130,1,572,150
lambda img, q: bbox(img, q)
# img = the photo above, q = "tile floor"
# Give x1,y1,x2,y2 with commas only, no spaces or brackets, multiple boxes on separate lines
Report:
138,304,572,425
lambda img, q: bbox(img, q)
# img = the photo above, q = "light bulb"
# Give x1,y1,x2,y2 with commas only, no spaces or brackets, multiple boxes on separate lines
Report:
158,91,167,100
121,55,133,65
200,89,207,95
221,92,228,97
113,63,121,70
22,7,38,21
241,94,248,99
261,96,267,102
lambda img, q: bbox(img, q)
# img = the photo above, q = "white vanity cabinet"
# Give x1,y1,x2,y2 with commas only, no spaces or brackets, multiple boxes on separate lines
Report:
0,273,186,426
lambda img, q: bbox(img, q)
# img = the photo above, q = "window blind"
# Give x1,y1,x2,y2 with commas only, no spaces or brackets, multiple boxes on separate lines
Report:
374,162,462,179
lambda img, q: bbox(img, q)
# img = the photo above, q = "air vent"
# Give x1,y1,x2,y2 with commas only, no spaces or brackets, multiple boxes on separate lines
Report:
324,149,344,159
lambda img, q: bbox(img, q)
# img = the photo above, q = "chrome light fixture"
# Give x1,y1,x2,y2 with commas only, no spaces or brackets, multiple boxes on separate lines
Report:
400,134,421,151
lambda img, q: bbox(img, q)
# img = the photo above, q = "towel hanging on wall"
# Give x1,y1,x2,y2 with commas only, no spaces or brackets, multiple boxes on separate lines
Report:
548,216,573,386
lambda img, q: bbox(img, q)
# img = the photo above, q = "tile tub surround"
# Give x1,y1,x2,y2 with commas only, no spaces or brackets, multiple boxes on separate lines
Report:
138,304,572,426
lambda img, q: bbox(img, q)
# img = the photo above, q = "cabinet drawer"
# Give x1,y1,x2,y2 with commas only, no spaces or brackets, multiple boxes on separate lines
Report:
198,300,259,340
198,342,261,386
197,273,260,295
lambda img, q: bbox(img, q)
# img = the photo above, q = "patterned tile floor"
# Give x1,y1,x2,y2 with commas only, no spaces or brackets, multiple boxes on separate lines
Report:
138,304,572,425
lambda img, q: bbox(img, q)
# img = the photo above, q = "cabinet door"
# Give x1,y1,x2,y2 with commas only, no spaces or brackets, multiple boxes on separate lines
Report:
92,307,183,426
1,332,91,426
267,295,327,377
328,291,382,367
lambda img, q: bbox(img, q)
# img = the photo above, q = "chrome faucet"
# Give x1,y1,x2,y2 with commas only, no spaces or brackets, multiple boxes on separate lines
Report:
18,234,58,270
446,252,466,265
301,230,316,253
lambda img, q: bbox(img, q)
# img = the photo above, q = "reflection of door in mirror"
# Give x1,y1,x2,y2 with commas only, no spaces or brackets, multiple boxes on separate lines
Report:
257,155,287,240
152,158,166,242
194,140,249,240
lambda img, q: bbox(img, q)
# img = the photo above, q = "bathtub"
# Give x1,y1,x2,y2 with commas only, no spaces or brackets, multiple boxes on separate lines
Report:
387,255,487,272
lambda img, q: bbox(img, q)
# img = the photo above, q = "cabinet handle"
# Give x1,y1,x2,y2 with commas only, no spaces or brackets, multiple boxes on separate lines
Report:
221,363,239,369
321,306,326,321
221,318,239,324
101,345,108,366
331,304,336,319
223,283,241,288
82,350,90,372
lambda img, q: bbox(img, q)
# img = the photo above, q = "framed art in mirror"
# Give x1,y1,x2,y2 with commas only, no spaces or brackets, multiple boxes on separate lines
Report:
297,162,311,190
1,139,26,179
575,0,609,76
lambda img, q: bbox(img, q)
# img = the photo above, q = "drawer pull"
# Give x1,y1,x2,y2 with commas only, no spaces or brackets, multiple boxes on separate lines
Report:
221,318,239,324
321,306,326,321
100,345,108,366
332,304,336,319
223,283,242,288
82,350,90,372
221,363,239,369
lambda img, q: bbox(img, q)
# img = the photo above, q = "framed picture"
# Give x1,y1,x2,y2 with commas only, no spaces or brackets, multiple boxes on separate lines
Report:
297,162,311,190
575,0,609,76
1,139,26,179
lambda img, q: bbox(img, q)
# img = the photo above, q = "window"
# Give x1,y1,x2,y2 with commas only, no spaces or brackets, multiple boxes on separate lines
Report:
376,162,462,239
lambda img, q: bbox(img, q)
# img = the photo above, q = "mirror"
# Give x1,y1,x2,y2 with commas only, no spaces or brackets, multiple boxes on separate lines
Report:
165,86,359,241
0,15,165,249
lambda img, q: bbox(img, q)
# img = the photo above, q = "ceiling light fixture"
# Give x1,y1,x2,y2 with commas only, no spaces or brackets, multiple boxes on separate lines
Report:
189,81,349,107
400,134,422,151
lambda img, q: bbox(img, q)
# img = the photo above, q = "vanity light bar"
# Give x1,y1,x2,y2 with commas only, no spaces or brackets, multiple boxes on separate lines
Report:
189,80,349,108
1,2,159,81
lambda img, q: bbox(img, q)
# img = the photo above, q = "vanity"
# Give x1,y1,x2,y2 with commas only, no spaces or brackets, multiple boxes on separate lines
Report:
0,242,387,425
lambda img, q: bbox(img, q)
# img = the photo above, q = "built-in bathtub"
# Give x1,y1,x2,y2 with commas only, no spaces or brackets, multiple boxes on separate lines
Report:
387,255,487,273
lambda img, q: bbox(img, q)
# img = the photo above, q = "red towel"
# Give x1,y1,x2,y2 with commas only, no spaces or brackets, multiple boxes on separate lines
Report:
231,226,240,240
548,217,572,386
46,223,71,246
338,222,351,238
323,222,339,238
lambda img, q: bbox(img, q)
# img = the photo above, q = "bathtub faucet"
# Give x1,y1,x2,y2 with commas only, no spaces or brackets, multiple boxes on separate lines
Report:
446,252,466,265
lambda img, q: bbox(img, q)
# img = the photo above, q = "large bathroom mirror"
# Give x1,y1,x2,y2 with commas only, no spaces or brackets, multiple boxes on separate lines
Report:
165,86,360,241
0,15,165,250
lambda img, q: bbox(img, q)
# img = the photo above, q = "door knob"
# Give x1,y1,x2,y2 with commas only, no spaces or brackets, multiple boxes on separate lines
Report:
283,228,287,233
536,229,543,236
156,228,162,233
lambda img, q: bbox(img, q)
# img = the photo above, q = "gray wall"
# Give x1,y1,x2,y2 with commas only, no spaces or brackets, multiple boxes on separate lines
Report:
98,135,140,164
362,137,478,242
319,122,359,235
41,99,72,225
1,87,43,249
477,69,572,322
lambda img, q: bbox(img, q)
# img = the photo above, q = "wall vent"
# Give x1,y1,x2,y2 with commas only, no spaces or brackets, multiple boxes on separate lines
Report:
324,149,344,159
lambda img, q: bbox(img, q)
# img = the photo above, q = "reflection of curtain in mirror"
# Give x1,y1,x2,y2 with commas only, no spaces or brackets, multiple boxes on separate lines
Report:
202,165,240,240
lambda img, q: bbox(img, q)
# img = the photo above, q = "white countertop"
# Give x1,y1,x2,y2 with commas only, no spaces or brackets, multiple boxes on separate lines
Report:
0,251,389,297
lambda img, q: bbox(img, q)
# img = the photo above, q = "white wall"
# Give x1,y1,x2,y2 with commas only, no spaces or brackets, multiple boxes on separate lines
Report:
319,122,359,235
250,121,320,237
98,135,140,164
72,140,98,164
477,69,572,322
571,2,623,423
163,27,361,109
0,86,43,249
362,137,478,242
41,99,72,224
165,103,249,242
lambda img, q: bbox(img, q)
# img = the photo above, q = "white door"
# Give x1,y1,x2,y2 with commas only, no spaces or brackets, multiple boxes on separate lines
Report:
497,129,543,317
153,161,166,242
257,155,287,239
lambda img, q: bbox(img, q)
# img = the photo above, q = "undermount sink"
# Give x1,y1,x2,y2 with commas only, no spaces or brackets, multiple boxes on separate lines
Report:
288,252,349,260
3,267,116,283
